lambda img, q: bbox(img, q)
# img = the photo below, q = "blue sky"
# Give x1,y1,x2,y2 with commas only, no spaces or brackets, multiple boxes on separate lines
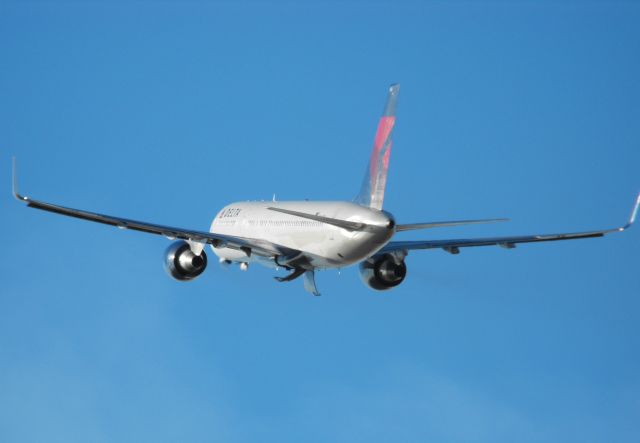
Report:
1,1,639,441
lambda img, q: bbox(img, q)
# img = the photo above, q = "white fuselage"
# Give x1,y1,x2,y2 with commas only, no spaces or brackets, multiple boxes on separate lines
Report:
209,201,395,270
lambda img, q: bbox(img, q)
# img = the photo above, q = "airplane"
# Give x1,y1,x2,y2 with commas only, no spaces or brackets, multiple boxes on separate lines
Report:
12,84,640,296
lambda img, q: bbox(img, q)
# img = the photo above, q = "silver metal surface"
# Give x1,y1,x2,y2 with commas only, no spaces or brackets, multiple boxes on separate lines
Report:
382,193,640,255
303,270,320,296
12,163,300,260
359,254,407,291
267,206,387,232
396,218,509,232
164,240,208,281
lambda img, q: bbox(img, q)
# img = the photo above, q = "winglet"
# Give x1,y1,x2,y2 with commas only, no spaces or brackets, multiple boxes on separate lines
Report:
625,191,640,229
12,157,28,202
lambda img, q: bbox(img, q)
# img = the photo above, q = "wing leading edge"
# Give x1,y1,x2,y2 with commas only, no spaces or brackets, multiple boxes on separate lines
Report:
382,193,640,255
11,159,298,259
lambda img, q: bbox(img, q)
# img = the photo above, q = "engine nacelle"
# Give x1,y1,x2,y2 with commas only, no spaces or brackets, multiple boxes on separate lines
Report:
164,240,208,281
359,254,407,291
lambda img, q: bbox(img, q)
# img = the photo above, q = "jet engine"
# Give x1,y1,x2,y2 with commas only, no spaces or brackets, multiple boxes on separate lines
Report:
164,240,208,281
359,253,407,291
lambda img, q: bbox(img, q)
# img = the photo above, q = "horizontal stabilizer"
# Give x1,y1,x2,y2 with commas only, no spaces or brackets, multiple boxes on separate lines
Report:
396,218,509,232
267,207,383,232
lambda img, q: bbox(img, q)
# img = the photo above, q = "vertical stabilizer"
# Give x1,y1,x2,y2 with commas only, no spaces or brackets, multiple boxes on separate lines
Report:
354,84,399,210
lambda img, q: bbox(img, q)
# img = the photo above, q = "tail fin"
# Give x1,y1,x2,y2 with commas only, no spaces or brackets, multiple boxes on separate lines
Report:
354,83,399,210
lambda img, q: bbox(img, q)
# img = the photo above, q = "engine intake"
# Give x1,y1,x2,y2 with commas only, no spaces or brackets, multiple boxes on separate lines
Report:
164,240,208,281
359,254,407,291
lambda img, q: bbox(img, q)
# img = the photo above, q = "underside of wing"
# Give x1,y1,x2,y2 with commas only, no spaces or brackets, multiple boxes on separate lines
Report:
382,193,640,255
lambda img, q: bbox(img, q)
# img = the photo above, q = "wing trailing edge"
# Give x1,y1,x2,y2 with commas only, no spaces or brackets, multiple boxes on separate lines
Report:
382,192,640,254
11,158,300,259
396,218,509,231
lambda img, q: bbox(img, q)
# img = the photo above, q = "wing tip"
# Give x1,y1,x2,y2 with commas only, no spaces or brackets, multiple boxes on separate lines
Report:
383,83,400,116
617,191,640,231
628,191,640,226
11,157,28,202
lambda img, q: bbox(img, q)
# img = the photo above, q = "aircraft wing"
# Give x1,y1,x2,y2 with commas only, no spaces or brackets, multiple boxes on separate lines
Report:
12,161,297,259
396,218,508,231
381,193,640,255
